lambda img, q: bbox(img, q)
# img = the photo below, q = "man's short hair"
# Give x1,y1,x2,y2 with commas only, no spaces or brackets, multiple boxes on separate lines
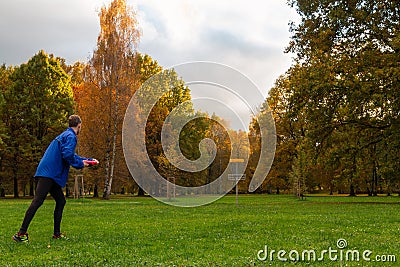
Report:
68,115,82,127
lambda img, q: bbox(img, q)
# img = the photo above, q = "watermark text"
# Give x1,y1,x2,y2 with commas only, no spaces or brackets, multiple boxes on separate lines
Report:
257,239,396,263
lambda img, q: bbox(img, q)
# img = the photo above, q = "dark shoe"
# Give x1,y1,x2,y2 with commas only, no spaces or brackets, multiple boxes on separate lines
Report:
52,233,69,240
12,232,29,243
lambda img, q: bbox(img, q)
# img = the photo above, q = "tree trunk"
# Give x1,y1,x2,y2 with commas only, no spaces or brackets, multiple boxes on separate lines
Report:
373,167,378,196
103,148,111,199
94,184,99,198
349,184,356,196
367,187,372,196
138,186,145,196
102,60,113,200
103,129,112,199
105,129,117,199
13,167,18,198
29,178,34,196
103,77,119,199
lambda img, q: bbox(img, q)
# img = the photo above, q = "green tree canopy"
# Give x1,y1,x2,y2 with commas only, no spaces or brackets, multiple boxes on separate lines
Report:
260,0,400,195
3,50,74,197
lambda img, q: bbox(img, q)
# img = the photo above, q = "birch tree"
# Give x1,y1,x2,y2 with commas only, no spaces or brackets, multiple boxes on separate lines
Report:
84,0,140,199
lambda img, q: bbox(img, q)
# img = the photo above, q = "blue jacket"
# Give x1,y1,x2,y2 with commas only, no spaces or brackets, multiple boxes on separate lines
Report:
35,128,89,187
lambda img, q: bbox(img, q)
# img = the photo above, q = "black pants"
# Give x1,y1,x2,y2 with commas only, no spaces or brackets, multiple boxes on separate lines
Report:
19,177,66,235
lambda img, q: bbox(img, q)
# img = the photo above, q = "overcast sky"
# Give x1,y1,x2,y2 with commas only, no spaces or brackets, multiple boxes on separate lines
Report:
0,0,299,129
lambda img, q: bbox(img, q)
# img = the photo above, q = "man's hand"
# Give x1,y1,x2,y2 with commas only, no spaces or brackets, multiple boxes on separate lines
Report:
83,159,99,167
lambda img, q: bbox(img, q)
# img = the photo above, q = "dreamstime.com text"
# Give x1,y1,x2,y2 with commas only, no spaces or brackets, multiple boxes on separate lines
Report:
257,239,396,263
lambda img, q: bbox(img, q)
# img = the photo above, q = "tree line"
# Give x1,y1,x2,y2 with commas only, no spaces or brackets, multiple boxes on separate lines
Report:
252,0,400,196
1,0,399,198
0,0,246,198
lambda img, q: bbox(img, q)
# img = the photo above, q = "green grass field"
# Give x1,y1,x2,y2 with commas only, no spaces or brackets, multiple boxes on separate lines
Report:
1,195,400,266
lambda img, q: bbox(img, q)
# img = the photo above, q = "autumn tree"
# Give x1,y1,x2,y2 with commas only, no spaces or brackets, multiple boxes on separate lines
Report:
205,115,231,190
140,67,207,190
83,0,140,199
261,74,305,194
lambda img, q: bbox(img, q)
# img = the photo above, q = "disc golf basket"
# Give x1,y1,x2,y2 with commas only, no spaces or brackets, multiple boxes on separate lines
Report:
228,159,245,206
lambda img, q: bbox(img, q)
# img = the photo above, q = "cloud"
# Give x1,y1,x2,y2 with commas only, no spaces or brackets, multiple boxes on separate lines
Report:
0,0,299,129
131,0,300,130
0,0,100,65
0,0,298,90
135,0,299,92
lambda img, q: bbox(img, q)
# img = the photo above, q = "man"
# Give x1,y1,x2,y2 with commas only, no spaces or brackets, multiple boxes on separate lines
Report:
12,115,98,242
